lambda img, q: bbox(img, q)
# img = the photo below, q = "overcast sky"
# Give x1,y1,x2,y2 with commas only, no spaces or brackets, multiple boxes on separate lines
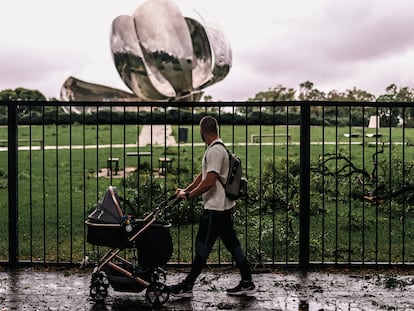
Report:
1,0,414,101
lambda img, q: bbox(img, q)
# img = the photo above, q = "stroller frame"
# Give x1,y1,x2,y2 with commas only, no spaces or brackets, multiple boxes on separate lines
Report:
86,186,178,307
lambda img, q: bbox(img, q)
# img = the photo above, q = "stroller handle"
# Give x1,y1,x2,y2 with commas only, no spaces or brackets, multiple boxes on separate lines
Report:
145,194,180,220
167,193,178,201
160,194,181,209
152,193,180,215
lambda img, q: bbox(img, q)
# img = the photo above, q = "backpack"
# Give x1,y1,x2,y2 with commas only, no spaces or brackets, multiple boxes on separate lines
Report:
211,141,247,200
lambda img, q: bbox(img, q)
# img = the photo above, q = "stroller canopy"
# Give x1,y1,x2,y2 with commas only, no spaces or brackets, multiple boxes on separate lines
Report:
88,186,124,224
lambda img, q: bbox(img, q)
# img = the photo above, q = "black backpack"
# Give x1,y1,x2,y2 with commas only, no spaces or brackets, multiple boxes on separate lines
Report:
211,142,247,200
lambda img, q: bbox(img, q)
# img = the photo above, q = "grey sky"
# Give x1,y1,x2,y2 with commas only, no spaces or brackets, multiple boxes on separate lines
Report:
1,0,414,101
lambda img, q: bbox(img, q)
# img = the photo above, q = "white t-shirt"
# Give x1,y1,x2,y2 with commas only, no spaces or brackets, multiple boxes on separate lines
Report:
201,139,236,211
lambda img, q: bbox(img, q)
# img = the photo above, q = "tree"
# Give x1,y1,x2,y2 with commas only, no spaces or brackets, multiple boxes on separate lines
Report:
326,89,346,101
377,84,414,126
344,87,375,102
331,87,377,118
0,87,47,115
248,84,296,102
245,85,296,114
298,81,326,101
0,87,46,101
203,94,213,102
297,81,326,116
0,89,17,101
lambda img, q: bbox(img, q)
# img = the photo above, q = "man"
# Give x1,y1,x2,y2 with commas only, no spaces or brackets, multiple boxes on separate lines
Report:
170,116,256,298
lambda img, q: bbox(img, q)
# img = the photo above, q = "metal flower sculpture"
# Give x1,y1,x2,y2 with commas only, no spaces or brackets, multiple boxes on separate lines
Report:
61,0,231,102
110,0,232,101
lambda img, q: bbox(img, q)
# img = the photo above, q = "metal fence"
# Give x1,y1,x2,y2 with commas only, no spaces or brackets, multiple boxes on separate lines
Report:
1,101,414,268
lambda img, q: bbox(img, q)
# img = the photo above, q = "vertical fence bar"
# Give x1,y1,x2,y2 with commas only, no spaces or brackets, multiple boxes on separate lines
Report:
388,107,392,264
82,106,87,262
285,106,290,264
42,105,46,263
334,106,339,264
271,105,276,265
321,105,326,263
347,105,352,264
122,106,127,201
258,106,263,263
362,106,366,264
402,105,406,263
95,105,99,203
190,106,196,264
299,102,310,269
55,106,60,262
69,106,73,263
29,106,33,262
8,102,19,266
244,103,249,260
374,106,379,263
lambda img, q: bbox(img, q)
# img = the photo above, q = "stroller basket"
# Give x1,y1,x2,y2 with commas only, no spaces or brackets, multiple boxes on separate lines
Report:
86,186,173,267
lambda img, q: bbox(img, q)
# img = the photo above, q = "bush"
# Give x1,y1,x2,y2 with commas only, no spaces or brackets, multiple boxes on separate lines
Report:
123,170,203,225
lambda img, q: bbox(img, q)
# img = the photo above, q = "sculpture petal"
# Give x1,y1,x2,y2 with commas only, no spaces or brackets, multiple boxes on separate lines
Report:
184,17,213,89
60,76,138,102
197,15,232,88
133,0,193,97
111,15,172,100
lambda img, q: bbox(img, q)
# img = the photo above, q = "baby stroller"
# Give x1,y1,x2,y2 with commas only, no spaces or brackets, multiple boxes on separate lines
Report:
85,186,178,307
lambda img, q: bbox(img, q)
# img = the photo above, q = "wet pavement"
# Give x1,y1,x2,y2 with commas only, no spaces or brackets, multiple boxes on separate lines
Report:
1,266,414,310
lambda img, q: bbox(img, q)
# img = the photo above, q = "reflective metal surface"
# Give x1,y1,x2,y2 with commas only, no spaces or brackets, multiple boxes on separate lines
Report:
111,0,232,101
60,76,138,102
111,15,171,101
198,19,232,88
185,17,213,89
133,0,193,97
60,0,231,102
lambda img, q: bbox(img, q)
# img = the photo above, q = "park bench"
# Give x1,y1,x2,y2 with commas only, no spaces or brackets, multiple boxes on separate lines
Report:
251,133,291,144
0,139,44,149
106,157,120,176
158,157,173,176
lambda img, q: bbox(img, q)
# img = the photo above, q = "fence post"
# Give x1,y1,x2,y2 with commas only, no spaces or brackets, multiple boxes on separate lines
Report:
299,102,310,269
8,102,19,266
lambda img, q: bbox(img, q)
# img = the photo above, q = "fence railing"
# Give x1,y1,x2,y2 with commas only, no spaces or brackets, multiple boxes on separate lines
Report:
1,101,413,268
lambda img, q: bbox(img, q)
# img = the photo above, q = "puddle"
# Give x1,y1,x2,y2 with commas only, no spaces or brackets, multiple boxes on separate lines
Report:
0,268,413,310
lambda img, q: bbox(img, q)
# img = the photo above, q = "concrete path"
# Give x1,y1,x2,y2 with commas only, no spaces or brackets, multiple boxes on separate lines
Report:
1,267,413,310
138,125,176,147
0,140,405,152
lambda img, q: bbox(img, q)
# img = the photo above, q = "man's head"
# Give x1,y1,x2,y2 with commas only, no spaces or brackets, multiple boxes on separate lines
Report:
199,116,218,143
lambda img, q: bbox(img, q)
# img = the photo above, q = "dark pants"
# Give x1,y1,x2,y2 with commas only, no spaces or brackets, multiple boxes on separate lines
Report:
184,209,252,286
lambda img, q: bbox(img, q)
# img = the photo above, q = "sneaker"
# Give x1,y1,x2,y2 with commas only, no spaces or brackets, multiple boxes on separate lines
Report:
169,282,193,298
226,280,257,296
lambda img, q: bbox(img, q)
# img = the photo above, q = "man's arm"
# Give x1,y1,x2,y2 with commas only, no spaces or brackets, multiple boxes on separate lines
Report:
184,173,202,192
176,173,201,198
177,172,218,200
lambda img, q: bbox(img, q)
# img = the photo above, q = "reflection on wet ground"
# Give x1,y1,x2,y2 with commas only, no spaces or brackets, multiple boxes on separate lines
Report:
0,267,413,310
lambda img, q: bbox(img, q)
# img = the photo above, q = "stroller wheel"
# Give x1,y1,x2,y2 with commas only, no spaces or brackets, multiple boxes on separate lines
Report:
145,282,170,307
90,271,109,302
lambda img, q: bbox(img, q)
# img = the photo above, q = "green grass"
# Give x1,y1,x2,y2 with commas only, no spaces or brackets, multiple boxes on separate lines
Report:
1,124,414,264
172,125,414,145
1,124,413,147
0,124,141,146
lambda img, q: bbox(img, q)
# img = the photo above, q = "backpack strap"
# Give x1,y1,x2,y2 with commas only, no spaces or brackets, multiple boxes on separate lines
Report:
208,141,229,187
210,141,228,152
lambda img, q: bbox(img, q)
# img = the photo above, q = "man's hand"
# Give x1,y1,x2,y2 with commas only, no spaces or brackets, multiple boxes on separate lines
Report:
176,188,189,200
177,189,190,200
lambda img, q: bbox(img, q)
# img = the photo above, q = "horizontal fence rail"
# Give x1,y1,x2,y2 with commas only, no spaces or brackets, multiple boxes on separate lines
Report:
1,101,414,269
